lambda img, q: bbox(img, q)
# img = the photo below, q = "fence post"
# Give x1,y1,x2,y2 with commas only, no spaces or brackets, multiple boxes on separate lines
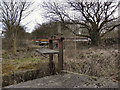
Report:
58,37,64,72
49,39,55,74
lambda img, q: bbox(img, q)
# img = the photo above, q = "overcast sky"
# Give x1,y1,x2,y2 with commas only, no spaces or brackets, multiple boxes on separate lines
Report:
0,0,120,34
21,0,45,33
1,0,52,33
22,0,120,33
22,0,67,33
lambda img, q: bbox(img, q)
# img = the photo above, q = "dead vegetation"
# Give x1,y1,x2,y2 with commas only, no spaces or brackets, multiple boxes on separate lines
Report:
63,42,119,81
2,37,119,86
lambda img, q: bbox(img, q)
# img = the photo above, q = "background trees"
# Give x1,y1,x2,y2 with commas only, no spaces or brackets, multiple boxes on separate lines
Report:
42,0,120,46
32,21,73,38
1,0,33,53
32,22,58,38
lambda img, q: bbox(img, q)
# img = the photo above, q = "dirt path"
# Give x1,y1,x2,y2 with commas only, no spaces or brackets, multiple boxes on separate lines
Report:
5,72,118,88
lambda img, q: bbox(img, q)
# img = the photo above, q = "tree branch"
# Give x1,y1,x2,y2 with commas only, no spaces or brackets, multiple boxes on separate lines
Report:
101,23,120,37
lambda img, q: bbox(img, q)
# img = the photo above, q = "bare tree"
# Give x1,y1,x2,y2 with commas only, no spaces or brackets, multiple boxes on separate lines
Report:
42,0,120,46
1,0,33,53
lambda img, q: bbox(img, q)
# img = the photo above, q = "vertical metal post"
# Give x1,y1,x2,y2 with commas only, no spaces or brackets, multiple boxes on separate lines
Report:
49,39,55,74
58,37,64,72
58,22,61,34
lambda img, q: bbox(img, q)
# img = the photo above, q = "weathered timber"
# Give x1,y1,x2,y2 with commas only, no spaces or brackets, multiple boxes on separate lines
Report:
49,40,55,75
36,48,59,54
36,37,64,74
58,37,64,72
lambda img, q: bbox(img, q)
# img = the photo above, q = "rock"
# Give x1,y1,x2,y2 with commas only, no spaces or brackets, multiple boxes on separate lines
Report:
5,73,118,88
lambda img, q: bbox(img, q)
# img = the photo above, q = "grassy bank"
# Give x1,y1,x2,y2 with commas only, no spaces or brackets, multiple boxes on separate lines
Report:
2,56,49,76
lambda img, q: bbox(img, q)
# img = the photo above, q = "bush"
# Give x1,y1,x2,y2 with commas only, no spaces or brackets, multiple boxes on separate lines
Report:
102,37,118,45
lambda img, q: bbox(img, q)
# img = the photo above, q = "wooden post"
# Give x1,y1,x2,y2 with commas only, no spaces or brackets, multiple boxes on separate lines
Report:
49,39,55,74
58,37,64,72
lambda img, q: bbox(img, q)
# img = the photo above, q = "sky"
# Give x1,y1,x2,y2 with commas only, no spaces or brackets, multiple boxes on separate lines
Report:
1,0,51,34
22,0,66,33
21,0,45,33
22,0,120,33
0,0,120,33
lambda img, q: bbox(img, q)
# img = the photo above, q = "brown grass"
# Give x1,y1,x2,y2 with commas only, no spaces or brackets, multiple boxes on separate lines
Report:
2,41,119,82
63,42,119,81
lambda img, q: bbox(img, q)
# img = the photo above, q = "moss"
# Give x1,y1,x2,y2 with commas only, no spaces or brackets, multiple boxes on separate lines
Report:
2,56,46,76
2,64,15,75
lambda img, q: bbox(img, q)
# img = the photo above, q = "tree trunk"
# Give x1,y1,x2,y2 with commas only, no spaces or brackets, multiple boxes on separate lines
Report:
90,30,101,46
13,37,17,54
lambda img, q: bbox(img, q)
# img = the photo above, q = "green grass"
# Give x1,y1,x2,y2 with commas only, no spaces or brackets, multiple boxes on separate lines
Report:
2,57,48,76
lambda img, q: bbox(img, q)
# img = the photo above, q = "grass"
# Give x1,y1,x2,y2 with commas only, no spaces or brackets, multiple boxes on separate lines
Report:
2,56,48,76
2,40,119,82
